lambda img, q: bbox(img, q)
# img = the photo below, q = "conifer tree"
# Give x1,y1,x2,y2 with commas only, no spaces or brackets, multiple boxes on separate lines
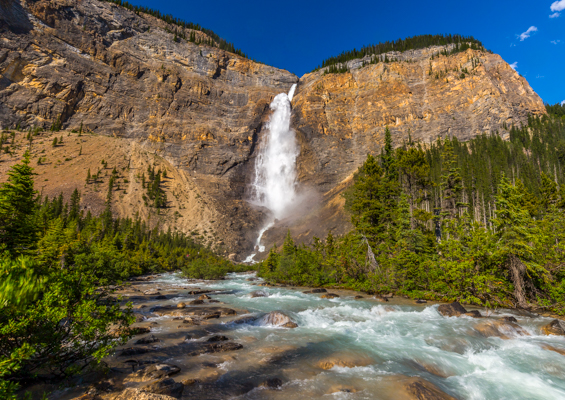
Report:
0,152,37,255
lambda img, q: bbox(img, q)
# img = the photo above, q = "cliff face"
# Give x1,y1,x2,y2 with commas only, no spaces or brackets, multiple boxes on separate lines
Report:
0,0,547,259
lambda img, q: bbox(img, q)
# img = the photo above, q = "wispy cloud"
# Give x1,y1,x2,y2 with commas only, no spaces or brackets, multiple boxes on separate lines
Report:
562,100,565,106
509,62,518,71
518,26,538,41
551,39,561,44
551,0,565,12
550,0,565,17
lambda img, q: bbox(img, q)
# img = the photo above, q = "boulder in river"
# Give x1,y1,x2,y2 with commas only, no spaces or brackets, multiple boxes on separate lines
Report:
144,290,161,296
207,335,229,342
354,295,364,299
316,352,373,370
189,341,243,356
134,314,146,323
135,335,160,345
142,378,184,399
127,363,181,381
189,300,204,305
541,319,565,336
437,301,468,317
464,310,482,318
113,388,177,400
155,295,168,300
258,378,283,389
249,290,268,298
177,302,186,309
256,311,298,328
119,347,152,357
414,299,427,304
311,288,327,293
321,293,339,299
403,377,458,400
198,294,211,300
502,316,518,323
473,320,529,339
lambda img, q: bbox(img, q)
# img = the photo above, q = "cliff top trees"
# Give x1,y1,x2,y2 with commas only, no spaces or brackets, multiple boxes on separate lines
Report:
314,34,485,72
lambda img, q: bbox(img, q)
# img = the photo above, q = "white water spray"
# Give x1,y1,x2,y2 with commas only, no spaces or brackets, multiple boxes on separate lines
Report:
245,84,298,263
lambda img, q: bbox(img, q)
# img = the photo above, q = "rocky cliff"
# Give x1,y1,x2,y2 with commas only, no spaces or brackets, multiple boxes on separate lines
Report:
0,0,547,259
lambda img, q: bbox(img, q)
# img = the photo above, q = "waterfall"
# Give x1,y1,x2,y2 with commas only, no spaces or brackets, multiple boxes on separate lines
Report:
244,84,298,263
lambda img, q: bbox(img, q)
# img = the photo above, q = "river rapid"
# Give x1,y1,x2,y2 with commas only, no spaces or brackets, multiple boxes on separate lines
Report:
69,272,565,400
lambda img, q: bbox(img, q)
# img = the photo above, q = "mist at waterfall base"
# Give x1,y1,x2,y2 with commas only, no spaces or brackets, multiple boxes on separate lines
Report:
245,84,312,263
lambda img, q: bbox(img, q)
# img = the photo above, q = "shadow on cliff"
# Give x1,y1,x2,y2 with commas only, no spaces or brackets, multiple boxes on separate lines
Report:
0,0,33,34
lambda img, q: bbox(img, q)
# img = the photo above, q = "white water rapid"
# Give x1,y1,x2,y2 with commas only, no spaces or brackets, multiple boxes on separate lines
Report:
245,84,298,263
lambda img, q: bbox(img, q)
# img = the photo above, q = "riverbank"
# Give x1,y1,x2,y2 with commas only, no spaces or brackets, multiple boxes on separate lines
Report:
35,272,565,400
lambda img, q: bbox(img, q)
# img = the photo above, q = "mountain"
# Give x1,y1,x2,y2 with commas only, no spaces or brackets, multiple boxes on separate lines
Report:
0,0,547,260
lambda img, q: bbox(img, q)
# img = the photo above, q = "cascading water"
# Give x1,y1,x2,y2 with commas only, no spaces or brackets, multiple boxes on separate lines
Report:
245,84,298,263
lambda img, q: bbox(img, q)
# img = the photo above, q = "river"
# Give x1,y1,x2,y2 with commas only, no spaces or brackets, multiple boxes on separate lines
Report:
83,272,565,400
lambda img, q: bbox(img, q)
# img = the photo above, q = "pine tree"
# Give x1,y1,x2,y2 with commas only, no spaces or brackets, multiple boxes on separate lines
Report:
493,175,538,308
440,139,465,221
0,152,37,255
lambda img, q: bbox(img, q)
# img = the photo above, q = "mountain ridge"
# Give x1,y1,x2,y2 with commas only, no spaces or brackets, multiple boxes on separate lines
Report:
0,0,547,259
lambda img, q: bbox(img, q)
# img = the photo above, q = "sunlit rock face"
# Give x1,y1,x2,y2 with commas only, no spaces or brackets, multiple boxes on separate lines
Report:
0,0,546,259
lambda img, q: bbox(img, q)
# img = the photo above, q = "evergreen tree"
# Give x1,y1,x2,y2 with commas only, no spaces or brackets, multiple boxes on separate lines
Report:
493,175,538,308
0,153,37,255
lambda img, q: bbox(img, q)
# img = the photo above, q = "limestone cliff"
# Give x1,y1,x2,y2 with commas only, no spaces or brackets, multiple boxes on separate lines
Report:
0,0,547,259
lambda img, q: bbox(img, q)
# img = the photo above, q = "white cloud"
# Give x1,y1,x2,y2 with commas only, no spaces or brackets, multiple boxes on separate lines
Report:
518,26,538,41
551,39,561,44
536,75,544,78
562,100,565,106
551,0,565,12
509,62,518,71
550,12,561,17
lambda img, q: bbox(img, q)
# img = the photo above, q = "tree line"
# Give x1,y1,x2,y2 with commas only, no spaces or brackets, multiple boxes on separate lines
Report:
258,105,565,315
314,34,486,73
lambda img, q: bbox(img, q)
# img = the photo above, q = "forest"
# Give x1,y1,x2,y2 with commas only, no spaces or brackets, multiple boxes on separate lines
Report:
313,33,486,72
0,154,241,398
258,104,565,315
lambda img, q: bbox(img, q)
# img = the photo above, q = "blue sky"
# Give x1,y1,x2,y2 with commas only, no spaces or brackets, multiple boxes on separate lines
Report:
136,0,564,104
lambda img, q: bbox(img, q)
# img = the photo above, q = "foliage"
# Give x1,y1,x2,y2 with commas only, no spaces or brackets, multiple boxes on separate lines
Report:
257,116,565,315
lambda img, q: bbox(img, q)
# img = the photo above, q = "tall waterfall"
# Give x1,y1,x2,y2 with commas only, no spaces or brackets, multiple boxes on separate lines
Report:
245,84,298,262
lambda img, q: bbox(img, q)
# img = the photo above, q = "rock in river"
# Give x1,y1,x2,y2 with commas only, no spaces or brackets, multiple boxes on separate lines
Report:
321,293,339,299
256,311,298,328
404,377,458,400
541,319,565,336
142,378,184,399
127,364,181,382
249,290,268,298
437,301,468,317
113,388,177,400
